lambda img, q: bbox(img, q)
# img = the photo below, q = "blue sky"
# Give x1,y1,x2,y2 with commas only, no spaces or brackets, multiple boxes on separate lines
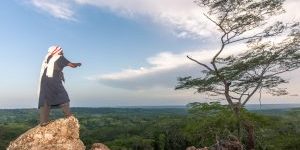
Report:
0,0,299,108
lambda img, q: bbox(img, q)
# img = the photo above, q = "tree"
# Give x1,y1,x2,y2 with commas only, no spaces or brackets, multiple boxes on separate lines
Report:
176,0,300,140
184,102,237,147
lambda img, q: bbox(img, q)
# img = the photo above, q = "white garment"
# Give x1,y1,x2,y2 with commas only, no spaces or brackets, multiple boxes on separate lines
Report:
37,55,62,96
42,46,63,78
45,55,61,77
37,45,63,96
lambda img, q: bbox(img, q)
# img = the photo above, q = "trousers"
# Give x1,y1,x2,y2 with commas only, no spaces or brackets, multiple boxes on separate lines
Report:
39,102,72,124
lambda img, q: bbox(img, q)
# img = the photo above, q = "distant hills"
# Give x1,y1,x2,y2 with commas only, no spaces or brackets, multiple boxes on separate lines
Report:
117,104,300,110
1,103,300,110
245,104,300,110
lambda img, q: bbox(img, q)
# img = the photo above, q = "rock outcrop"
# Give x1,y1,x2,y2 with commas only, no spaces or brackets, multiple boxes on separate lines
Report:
90,143,110,150
186,136,243,150
7,116,85,150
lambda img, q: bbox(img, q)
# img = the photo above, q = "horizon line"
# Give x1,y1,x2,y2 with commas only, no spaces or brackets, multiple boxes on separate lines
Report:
1,103,300,110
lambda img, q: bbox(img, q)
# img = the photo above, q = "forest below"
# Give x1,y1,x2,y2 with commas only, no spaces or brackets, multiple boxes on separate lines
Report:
0,103,300,150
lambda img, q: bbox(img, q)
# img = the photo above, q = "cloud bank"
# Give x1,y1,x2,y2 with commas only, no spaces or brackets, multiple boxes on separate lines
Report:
88,45,246,90
28,0,218,38
28,0,300,38
74,0,217,38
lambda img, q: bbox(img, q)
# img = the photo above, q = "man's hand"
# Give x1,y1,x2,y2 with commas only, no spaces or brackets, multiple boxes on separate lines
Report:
68,63,82,68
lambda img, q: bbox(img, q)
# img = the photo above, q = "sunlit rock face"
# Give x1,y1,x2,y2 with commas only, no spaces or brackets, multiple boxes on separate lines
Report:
7,116,85,150
90,143,110,150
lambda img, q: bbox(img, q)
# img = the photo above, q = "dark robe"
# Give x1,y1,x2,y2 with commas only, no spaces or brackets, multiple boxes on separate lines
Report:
38,56,70,108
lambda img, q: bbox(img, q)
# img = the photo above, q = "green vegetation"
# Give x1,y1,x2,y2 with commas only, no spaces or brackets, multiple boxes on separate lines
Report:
0,104,300,150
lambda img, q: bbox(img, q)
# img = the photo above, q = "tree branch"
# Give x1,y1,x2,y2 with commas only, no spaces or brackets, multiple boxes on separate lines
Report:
242,65,269,106
187,55,213,71
203,13,227,33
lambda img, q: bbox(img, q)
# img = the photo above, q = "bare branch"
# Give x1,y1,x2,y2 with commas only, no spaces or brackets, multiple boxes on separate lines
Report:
187,55,213,71
203,13,227,33
242,65,269,106
212,34,227,65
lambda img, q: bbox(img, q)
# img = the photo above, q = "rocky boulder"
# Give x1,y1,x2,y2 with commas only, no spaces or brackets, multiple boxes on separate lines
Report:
90,143,110,150
7,116,85,150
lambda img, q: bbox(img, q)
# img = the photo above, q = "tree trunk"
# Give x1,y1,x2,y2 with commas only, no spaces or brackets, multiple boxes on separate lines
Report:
244,121,255,150
233,103,242,139
233,103,255,150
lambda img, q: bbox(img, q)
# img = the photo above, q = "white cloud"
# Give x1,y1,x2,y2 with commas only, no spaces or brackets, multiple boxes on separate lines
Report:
29,0,75,20
88,44,246,90
28,0,218,37
74,0,218,38
280,0,300,22
28,0,300,38
88,42,300,104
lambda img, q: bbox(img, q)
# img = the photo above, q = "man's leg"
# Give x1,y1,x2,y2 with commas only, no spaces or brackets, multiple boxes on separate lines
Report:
39,101,50,125
60,102,72,118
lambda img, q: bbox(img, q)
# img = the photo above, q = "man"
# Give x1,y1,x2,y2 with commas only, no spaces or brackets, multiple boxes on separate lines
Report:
38,45,81,126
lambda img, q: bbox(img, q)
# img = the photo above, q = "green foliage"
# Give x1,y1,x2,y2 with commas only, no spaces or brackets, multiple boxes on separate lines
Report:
184,102,237,147
183,102,300,149
0,109,37,150
254,108,300,149
1,106,300,149
187,102,232,116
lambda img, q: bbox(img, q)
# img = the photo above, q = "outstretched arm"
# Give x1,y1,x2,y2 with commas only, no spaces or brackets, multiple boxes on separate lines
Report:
67,63,82,68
